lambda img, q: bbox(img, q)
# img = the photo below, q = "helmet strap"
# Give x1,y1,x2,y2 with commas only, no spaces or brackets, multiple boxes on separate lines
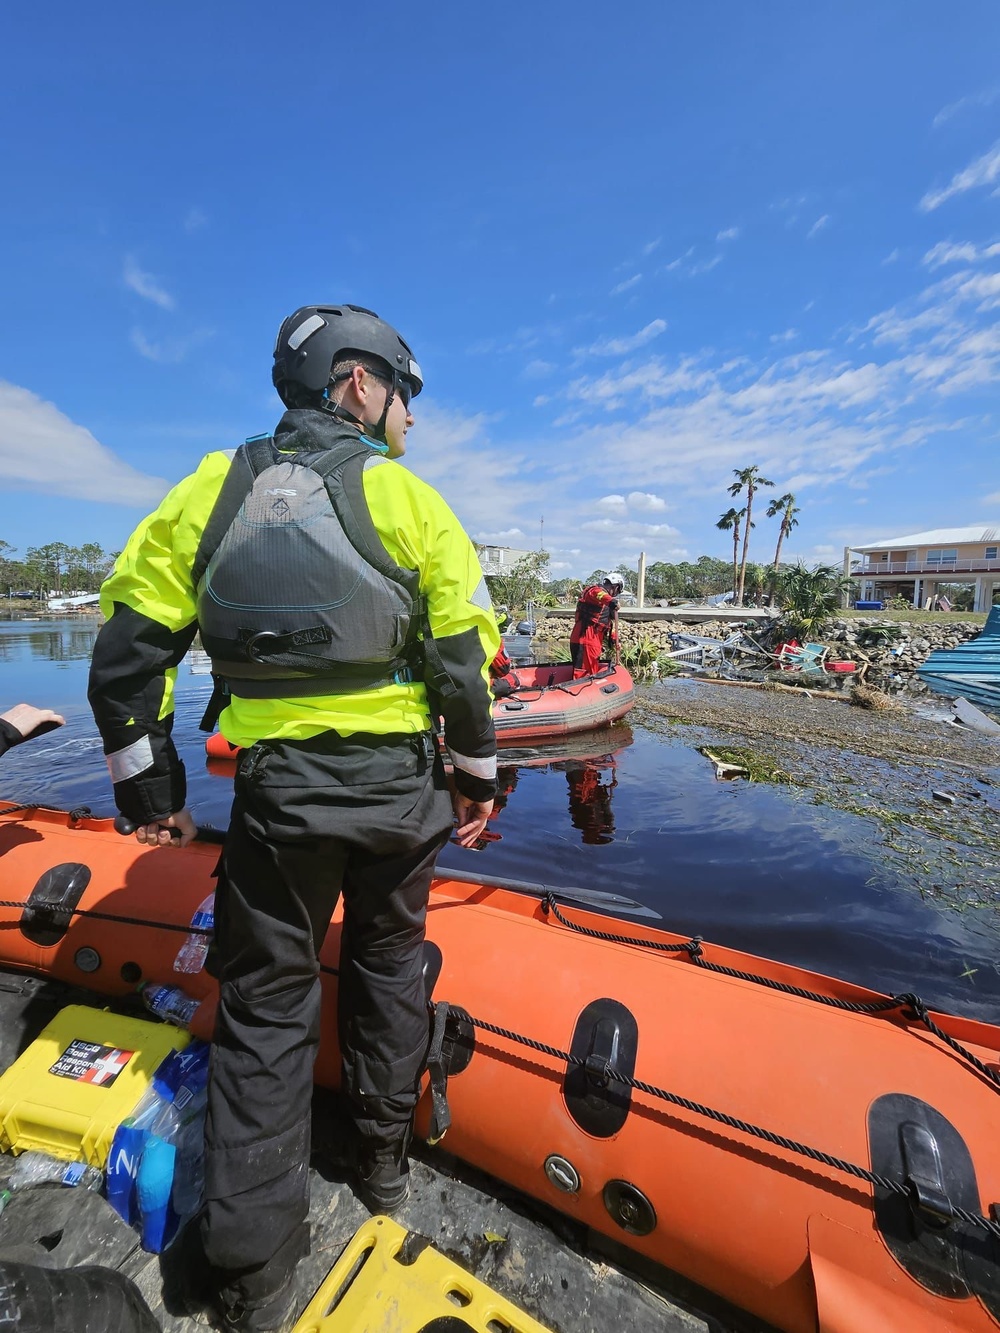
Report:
369,371,398,445
321,370,395,443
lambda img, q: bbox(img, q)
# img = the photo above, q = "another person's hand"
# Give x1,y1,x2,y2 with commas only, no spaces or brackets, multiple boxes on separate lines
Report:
135,807,197,848
451,792,494,848
0,704,66,740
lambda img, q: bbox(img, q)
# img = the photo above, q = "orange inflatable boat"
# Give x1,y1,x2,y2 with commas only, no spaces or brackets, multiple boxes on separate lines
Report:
1,800,999,1333
204,662,636,761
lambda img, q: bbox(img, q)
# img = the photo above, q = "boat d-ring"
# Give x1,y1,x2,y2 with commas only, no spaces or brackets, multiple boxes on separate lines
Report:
245,631,282,663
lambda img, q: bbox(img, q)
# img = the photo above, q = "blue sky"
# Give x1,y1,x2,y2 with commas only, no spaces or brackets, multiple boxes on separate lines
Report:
2,2,999,579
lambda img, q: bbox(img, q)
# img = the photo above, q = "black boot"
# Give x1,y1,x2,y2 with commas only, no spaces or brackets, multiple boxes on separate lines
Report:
354,1129,411,1212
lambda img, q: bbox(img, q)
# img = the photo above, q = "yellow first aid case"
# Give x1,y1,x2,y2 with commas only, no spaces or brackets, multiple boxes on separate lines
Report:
0,1005,189,1167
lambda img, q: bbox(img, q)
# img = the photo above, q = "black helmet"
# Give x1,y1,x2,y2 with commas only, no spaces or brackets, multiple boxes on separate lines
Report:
272,304,423,408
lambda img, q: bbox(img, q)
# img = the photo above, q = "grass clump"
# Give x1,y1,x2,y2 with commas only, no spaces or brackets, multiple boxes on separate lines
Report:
705,745,791,784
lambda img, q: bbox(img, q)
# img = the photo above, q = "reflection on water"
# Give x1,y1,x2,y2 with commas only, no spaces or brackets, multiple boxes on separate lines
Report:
476,726,629,850
1,618,1000,1022
0,618,100,664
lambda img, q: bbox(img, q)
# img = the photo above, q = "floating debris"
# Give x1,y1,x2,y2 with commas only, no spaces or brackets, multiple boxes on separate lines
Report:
850,683,900,712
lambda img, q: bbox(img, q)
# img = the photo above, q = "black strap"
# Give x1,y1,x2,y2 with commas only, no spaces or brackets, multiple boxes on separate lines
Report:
425,1001,452,1144
199,674,231,733
191,443,267,589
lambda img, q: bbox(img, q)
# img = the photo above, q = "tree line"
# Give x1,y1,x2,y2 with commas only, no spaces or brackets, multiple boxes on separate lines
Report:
716,466,800,606
0,540,120,596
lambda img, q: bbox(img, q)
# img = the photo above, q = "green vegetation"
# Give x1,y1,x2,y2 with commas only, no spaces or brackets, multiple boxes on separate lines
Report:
0,539,119,597
840,607,987,624
616,632,681,681
481,550,550,617
765,492,799,583
704,745,791,784
773,563,854,638
727,465,775,606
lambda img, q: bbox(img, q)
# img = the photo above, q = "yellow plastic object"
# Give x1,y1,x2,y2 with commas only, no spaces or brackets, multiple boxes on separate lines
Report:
0,1005,189,1168
293,1215,553,1333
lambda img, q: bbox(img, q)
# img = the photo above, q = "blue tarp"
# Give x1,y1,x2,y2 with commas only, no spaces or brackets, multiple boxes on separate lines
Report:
917,606,1000,715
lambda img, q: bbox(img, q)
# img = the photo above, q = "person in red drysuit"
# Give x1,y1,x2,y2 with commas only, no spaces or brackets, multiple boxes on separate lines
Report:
570,574,623,679
489,643,520,698
565,759,617,845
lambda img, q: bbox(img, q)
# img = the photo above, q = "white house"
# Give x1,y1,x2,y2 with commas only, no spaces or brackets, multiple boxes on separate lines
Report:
476,544,536,577
846,526,1000,612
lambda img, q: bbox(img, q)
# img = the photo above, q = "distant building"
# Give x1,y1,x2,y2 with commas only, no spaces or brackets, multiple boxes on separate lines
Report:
846,526,1000,611
476,544,536,577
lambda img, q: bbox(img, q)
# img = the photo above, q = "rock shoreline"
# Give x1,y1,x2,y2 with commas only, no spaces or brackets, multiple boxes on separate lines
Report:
534,613,985,696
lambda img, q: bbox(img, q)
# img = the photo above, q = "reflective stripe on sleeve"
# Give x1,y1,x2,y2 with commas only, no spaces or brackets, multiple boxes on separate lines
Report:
446,747,498,781
106,734,154,783
469,577,492,612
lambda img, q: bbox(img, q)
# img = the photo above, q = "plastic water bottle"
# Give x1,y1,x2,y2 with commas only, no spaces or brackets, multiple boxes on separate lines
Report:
173,893,214,974
9,1150,103,1192
139,983,200,1028
136,1134,177,1252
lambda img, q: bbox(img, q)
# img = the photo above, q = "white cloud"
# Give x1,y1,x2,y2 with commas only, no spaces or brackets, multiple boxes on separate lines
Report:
183,207,208,233
984,491,1000,505
576,319,667,357
882,249,900,265
923,240,1000,269
770,328,799,344
641,238,662,256
0,381,169,506
806,214,830,239
402,400,541,537
717,227,740,242
610,274,641,296
627,492,667,512
920,140,1000,211
664,247,694,272
523,359,556,379
690,254,722,275
933,88,1000,129
130,327,213,364
123,255,175,310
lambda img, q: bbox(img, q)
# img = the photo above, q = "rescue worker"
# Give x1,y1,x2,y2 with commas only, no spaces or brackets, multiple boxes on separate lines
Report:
88,303,499,1333
0,704,65,756
488,642,519,698
570,573,623,678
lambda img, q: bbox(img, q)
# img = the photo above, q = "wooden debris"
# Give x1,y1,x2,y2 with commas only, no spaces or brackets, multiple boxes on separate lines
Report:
698,747,750,781
850,683,901,712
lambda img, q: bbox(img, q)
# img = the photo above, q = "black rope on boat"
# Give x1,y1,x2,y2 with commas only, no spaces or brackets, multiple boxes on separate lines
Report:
541,896,1000,1094
0,898,210,937
460,1009,1000,1244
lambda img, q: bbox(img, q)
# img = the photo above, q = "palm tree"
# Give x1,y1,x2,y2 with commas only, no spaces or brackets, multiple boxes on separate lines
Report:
728,466,775,605
775,564,854,638
742,561,769,607
716,507,746,599
766,493,800,573
766,492,800,605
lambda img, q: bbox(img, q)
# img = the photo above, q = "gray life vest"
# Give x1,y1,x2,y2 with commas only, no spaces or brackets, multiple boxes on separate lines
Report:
193,434,433,700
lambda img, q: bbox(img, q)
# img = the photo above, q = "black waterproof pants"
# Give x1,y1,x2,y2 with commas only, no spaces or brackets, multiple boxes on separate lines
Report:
200,729,453,1291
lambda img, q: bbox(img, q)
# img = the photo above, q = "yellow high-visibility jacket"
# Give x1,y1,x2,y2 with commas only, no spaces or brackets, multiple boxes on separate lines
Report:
88,412,500,824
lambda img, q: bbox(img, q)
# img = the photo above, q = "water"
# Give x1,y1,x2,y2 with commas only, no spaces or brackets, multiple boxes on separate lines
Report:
3,616,999,1021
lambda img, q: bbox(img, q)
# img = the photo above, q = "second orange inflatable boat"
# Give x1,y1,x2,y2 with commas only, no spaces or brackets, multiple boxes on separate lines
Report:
0,800,998,1333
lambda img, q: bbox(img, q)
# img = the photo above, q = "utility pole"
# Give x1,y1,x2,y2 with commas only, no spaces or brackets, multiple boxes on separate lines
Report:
540,515,544,552
637,551,646,608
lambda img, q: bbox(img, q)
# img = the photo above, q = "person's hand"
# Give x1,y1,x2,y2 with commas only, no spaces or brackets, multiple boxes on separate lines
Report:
135,807,197,848
451,792,494,848
0,704,65,740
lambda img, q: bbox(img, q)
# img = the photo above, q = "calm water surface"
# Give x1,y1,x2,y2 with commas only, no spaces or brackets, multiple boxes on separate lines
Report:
2,617,999,1021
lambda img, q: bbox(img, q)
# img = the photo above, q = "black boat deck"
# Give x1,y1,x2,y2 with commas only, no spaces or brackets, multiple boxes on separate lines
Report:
0,973,763,1333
